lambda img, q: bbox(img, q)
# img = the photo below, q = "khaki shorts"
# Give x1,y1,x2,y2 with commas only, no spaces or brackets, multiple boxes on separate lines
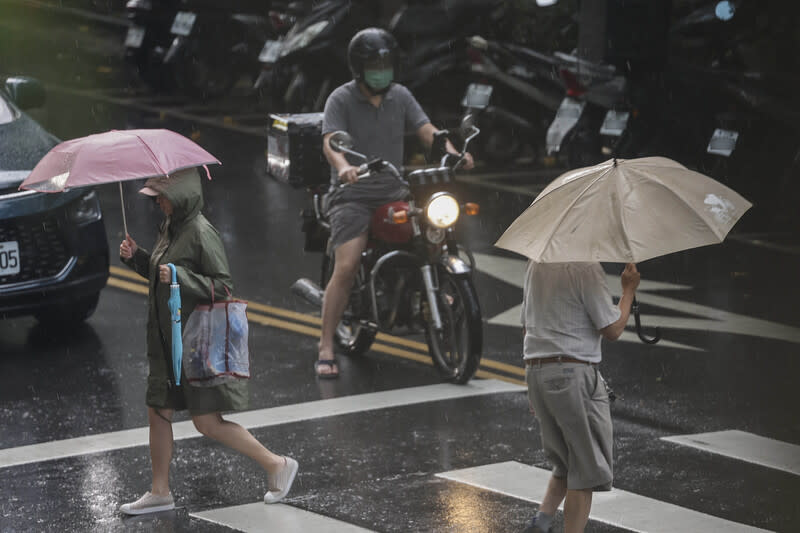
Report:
525,361,613,491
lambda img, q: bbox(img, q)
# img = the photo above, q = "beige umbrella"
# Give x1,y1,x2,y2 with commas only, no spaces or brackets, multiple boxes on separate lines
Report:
496,157,751,263
495,156,752,342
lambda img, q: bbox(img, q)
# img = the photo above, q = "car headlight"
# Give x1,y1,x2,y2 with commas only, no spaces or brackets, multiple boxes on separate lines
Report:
279,20,329,57
68,190,102,225
426,193,460,229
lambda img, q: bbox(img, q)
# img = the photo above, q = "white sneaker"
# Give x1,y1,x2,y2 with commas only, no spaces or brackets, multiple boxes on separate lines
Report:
119,491,175,515
264,456,299,504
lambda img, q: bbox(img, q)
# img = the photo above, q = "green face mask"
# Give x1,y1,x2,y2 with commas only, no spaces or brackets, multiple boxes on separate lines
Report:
363,68,393,91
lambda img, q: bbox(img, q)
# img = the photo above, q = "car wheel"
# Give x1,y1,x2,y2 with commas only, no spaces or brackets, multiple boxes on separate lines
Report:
35,292,100,326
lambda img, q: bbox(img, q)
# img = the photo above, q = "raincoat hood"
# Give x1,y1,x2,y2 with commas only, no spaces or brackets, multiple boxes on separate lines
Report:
141,168,204,227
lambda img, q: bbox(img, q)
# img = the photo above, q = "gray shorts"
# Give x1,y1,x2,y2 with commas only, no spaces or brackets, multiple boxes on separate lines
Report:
326,174,409,252
525,361,613,491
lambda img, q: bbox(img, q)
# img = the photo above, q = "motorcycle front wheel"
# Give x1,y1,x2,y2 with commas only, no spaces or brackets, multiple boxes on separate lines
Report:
321,254,377,357
425,270,483,384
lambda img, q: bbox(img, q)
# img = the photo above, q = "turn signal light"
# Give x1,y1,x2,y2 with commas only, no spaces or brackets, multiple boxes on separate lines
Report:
464,203,480,216
392,210,409,224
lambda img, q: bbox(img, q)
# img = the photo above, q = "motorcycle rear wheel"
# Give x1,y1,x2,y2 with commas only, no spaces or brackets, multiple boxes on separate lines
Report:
425,270,482,384
321,254,377,357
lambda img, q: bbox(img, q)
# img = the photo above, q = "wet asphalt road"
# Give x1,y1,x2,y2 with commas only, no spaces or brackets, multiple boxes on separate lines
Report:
1,4,800,532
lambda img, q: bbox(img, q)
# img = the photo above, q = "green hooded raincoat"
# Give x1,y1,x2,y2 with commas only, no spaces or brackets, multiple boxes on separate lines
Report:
123,169,248,414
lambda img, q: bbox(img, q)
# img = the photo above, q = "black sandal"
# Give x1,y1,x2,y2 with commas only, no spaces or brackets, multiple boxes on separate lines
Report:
314,358,339,379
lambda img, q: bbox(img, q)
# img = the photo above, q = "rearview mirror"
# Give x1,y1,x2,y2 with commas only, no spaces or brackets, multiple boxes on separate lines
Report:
5,76,46,110
328,131,354,153
460,114,475,134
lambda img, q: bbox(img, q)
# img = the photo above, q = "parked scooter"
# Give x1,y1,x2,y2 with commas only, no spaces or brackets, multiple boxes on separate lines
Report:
389,0,507,128
291,117,484,384
163,0,277,99
461,35,563,165
254,0,377,112
123,0,180,92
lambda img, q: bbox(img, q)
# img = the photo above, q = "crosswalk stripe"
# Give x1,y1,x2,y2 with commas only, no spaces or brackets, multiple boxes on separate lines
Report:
191,502,374,532
436,461,768,533
0,379,523,470
662,430,800,476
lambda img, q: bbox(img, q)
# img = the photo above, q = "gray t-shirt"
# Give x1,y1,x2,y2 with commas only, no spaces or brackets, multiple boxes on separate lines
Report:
521,261,621,362
322,81,430,186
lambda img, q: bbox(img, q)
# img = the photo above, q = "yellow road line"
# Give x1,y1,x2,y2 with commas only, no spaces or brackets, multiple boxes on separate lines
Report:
109,265,146,282
107,276,148,295
478,358,525,377
107,275,524,384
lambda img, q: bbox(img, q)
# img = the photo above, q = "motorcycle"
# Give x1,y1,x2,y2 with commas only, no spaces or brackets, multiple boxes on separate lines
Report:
123,0,180,92
291,116,484,384
163,0,277,99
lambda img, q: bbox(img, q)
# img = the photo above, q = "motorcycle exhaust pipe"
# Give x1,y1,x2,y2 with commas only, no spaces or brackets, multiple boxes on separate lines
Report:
291,278,324,307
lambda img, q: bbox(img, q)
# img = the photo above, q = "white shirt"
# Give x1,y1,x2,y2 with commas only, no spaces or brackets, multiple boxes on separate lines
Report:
521,261,621,363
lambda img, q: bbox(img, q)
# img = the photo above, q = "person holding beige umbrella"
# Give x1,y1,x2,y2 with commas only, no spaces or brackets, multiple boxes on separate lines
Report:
497,157,751,533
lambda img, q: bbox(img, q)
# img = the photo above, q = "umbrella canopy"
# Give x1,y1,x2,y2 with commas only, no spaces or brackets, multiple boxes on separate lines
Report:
495,157,752,263
18,128,220,193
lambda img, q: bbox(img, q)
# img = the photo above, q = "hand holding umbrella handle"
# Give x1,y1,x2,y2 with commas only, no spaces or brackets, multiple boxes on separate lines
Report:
632,295,661,344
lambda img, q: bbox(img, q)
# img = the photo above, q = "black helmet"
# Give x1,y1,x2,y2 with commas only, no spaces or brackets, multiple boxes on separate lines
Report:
347,27,398,94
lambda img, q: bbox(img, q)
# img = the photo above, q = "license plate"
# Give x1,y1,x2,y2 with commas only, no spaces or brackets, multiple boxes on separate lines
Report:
707,128,739,157
546,97,585,154
0,241,20,276
170,11,196,36
124,26,146,48
461,83,493,109
259,39,283,63
599,110,630,137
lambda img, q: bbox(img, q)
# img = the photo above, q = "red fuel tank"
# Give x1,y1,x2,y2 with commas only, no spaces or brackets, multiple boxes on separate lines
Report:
370,201,413,243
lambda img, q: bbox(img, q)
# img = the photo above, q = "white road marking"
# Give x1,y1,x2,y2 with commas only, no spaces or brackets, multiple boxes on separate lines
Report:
191,503,374,532
0,379,524,470
662,430,800,476
486,303,705,352
474,252,800,346
437,461,768,532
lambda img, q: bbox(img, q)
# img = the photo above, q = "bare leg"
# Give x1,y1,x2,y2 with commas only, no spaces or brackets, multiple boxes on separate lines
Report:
192,413,285,476
564,488,592,533
318,233,367,374
148,407,174,496
539,474,568,516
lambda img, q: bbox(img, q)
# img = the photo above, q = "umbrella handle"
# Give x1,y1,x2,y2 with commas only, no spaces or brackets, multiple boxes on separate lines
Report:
167,263,178,285
632,295,661,344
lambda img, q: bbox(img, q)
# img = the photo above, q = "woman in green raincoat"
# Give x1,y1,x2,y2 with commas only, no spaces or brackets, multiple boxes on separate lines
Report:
118,168,298,515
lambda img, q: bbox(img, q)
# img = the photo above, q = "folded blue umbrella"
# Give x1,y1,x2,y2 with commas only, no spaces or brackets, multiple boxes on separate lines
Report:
166,263,182,386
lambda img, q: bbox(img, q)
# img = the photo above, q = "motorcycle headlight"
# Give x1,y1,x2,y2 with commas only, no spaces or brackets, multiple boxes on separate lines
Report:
279,20,330,58
426,193,460,229
68,190,102,225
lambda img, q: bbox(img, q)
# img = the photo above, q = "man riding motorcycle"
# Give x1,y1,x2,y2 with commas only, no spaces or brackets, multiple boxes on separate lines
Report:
317,27,474,378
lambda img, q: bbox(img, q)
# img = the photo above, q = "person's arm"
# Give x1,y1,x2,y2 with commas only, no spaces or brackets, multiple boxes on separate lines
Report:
600,263,641,341
416,123,474,170
323,132,359,184
119,234,151,279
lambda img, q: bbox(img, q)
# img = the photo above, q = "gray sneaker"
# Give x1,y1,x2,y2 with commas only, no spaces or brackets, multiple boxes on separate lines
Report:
264,456,299,504
119,491,175,515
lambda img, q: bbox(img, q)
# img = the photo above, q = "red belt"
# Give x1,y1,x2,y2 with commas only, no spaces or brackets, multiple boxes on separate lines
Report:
525,356,597,366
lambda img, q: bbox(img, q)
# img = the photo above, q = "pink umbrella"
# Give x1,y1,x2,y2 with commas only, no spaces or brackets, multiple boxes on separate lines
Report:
19,129,221,234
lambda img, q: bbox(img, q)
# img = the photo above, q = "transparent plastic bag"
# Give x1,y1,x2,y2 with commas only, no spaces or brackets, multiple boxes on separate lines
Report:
183,297,250,387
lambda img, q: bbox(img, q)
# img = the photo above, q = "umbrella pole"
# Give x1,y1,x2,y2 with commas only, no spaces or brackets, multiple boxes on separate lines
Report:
119,182,129,237
632,295,661,344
